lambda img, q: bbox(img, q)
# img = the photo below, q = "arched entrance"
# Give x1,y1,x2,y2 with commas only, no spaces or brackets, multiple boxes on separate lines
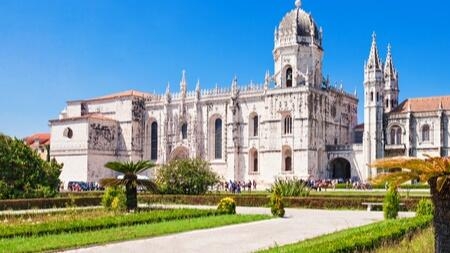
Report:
329,158,351,180
168,146,190,162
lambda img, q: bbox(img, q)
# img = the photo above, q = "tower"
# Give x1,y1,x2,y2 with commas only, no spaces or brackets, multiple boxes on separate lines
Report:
273,0,323,88
363,33,385,179
383,44,399,113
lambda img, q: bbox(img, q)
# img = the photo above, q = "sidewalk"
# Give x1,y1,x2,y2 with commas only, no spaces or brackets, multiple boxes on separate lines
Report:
63,205,414,253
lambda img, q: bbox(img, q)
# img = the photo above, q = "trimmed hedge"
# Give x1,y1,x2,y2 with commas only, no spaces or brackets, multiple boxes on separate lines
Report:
139,194,422,211
259,215,432,253
0,197,101,210
335,183,430,190
0,208,223,238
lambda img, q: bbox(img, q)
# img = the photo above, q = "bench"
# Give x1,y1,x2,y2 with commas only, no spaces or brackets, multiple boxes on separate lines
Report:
361,202,405,212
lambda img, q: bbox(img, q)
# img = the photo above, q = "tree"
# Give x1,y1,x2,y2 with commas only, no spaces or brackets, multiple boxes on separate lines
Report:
100,160,158,211
0,134,62,199
371,156,450,253
156,158,219,195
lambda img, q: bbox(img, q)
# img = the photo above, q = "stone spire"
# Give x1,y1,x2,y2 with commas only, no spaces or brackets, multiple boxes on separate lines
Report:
295,0,302,9
165,82,171,104
231,76,239,98
367,32,382,71
195,79,201,102
384,44,397,81
180,70,187,96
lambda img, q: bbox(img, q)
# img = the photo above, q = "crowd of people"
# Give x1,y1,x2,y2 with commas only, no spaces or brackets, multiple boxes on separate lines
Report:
306,178,372,191
217,180,257,194
66,181,102,192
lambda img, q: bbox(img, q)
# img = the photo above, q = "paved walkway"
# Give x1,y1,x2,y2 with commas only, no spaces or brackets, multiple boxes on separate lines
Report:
63,206,414,253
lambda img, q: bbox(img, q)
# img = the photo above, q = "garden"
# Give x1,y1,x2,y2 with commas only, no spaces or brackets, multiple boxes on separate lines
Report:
0,133,448,252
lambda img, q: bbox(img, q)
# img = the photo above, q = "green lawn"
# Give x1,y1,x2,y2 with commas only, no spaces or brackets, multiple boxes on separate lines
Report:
258,216,432,253
373,226,433,253
0,214,269,253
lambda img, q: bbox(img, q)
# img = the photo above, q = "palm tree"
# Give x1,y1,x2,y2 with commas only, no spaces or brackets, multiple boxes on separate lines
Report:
100,160,158,211
370,156,450,253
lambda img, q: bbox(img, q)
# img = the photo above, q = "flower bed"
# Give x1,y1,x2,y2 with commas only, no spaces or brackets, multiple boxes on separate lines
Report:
0,208,223,238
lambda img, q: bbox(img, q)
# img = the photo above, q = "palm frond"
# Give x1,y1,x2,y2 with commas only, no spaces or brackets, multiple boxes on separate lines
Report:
137,179,159,193
99,178,123,187
371,171,420,186
370,157,436,174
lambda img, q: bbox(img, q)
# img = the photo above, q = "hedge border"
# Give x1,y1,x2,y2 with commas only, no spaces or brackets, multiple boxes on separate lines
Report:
259,215,433,253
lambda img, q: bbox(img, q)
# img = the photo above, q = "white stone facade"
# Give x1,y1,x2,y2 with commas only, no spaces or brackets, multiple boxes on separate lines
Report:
49,1,450,188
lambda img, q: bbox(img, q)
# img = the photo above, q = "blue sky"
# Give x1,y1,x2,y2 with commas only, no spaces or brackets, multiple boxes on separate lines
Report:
1,0,449,138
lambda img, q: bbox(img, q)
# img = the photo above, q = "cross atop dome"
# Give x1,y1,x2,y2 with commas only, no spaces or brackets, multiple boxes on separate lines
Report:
295,0,302,9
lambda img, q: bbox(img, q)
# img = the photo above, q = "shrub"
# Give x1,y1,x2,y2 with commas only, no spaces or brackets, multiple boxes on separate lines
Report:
383,186,400,219
156,158,219,195
267,177,310,197
101,187,126,212
269,188,285,217
217,197,236,214
0,134,62,199
416,198,434,217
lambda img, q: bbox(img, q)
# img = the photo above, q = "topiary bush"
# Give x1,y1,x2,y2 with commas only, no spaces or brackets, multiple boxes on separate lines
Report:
269,188,285,218
416,198,434,217
383,186,400,219
102,187,126,212
217,197,236,214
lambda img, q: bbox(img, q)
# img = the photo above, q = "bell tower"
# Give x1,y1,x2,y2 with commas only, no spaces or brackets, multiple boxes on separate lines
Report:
273,0,323,89
363,33,385,179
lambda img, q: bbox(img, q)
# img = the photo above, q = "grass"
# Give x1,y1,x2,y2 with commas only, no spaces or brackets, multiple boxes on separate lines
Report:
372,226,434,253
0,214,270,253
258,216,432,253
0,208,224,238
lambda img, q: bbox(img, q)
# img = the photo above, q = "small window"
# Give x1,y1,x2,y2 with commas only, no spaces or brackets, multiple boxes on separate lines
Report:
151,122,158,160
63,128,73,139
370,92,374,102
422,125,430,142
214,118,222,159
390,126,402,145
253,115,258,137
283,115,293,135
286,67,293,88
181,123,188,140
285,157,292,171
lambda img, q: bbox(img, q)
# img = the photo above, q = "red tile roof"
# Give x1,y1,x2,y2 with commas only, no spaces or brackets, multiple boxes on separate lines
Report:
24,133,50,146
391,96,450,113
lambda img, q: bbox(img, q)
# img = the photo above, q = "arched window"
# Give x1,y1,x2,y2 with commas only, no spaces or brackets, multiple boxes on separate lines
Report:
286,67,293,88
249,149,258,173
283,115,292,135
253,115,258,137
370,92,374,102
422,124,430,142
390,125,402,145
390,128,396,145
249,114,258,137
181,123,188,140
396,127,402,144
285,157,292,172
214,118,222,159
282,146,292,172
151,122,158,160
63,127,73,139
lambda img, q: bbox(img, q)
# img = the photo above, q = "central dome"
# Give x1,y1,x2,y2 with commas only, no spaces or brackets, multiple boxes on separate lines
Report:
276,4,322,47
